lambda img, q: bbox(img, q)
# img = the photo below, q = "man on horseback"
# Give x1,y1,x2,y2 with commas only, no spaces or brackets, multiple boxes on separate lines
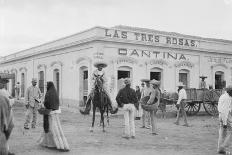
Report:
80,61,117,115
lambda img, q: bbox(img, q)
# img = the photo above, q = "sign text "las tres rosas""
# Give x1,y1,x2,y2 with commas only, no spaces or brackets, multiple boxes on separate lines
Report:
105,29,198,47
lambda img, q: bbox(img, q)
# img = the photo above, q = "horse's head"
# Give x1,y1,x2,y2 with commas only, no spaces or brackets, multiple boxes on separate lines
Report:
94,74,104,90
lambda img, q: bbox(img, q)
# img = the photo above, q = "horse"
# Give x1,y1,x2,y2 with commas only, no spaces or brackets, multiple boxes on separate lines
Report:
89,74,114,132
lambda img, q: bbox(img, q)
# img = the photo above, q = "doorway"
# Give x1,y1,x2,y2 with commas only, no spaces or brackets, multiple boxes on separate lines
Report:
215,71,224,89
117,66,132,91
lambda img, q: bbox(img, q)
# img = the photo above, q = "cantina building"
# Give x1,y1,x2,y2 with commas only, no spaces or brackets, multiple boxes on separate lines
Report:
1,25,232,107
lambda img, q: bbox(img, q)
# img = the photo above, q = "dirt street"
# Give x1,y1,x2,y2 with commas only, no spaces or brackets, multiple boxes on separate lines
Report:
9,103,222,155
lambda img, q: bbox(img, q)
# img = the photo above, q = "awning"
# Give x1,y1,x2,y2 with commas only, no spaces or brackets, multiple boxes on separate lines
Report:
0,73,15,79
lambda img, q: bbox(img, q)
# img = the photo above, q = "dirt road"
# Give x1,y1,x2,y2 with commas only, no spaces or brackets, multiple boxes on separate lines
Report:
9,104,221,155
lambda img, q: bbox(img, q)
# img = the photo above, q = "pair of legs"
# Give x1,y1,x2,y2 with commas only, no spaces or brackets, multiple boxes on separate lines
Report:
141,109,151,128
80,89,117,115
174,101,189,126
24,105,38,129
123,104,136,139
217,113,232,154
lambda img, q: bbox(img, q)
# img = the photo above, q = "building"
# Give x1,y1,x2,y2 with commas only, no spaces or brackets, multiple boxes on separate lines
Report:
1,25,232,107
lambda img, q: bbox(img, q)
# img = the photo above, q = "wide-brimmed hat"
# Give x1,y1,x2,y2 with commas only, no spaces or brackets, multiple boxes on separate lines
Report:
199,76,207,79
150,79,160,85
93,62,108,68
140,79,150,83
177,82,185,87
124,78,131,85
226,85,232,92
32,78,37,82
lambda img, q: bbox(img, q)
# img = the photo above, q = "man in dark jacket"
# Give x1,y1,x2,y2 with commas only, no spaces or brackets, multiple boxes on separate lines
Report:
116,78,138,139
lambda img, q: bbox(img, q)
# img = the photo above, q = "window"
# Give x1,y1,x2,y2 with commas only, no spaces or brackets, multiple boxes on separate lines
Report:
39,71,44,93
21,73,25,97
179,69,189,88
53,69,60,95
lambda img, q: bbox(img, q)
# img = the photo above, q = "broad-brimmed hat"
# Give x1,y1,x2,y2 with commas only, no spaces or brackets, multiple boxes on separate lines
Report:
140,79,150,83
226,85,232,92
199,76,207,79
177,82,185,87
150,79,160,85
93,62,108,68
32,78,37,82
124,78,131,85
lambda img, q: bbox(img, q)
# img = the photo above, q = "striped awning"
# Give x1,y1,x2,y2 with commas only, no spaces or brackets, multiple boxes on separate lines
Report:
0,73,15,79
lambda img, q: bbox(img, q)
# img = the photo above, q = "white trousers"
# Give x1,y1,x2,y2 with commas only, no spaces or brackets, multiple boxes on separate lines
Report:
218,113,232,152
123,104,135,137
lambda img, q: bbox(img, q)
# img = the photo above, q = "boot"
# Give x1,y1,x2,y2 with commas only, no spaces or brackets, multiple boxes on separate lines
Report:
80,96,91,115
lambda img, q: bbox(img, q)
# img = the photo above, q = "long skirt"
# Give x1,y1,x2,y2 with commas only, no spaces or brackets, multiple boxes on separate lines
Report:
38,113,70,151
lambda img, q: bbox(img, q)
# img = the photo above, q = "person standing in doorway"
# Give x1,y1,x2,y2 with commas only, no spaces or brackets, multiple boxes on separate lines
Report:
116,78,138,139
140,79,152,129
217,85,232,154
174,82,189,127
15,82,21,100
24,78,42,129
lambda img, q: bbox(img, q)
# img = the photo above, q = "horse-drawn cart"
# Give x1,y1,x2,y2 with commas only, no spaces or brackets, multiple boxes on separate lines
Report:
161,88,223,116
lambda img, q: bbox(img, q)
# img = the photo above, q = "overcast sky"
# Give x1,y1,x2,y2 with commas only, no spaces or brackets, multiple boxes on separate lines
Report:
0,0,232,57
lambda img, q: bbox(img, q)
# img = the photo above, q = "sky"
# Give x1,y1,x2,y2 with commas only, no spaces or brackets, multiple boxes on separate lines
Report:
0,0,232,57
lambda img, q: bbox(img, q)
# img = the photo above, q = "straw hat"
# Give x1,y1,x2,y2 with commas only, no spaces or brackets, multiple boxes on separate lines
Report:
150,79,160,85
199,76,207,79
32,78,37,82
140,79,150,83
177,82,185,87
93,61,108,68
124,78,131,85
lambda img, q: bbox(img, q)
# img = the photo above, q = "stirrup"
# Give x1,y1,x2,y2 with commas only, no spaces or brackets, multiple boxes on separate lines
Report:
110,107,118,114
79,109,90,115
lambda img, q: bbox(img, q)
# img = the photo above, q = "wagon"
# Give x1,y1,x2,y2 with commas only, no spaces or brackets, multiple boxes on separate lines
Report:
161,88,223,116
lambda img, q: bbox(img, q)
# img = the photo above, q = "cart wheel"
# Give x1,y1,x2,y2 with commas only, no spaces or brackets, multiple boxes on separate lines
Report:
184,102,201,116
203,90,219,116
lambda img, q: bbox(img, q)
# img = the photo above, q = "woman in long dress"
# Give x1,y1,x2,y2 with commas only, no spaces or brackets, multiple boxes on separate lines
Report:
38,81,70,151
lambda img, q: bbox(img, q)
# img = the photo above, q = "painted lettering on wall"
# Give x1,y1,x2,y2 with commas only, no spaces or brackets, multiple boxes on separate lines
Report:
207,56,232,64
105,29,198,47
118,48,187,60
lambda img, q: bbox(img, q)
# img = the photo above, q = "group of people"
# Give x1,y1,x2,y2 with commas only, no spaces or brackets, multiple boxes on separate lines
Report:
2,60,232,154
0,78,69,155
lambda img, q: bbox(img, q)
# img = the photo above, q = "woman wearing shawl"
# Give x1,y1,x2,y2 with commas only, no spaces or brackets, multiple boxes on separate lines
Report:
38,81,70,151
0,94,14,155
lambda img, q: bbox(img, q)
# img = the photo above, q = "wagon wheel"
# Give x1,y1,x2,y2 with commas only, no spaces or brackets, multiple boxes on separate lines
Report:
203,90,219,116
184,101,201,116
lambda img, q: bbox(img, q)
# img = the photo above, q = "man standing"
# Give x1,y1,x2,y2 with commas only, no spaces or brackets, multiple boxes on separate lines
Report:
174,82,189,127
142,79,161,135
135,85,142,120
199,76,207,89
217,85,232,154
15,82,21,100
140,79,152,129
116,78,138,139
24,78,42,129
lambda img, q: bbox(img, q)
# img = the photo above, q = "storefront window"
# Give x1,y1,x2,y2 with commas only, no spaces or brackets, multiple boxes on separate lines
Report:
39,71,44,93
53,69,60,95
21,73,25,97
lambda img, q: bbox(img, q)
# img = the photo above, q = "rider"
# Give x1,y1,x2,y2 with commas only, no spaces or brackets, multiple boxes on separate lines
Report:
80,61,116,115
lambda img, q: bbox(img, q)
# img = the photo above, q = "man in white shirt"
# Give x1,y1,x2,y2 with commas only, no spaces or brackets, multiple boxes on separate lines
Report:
174,82,189,127
217,85,232,154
